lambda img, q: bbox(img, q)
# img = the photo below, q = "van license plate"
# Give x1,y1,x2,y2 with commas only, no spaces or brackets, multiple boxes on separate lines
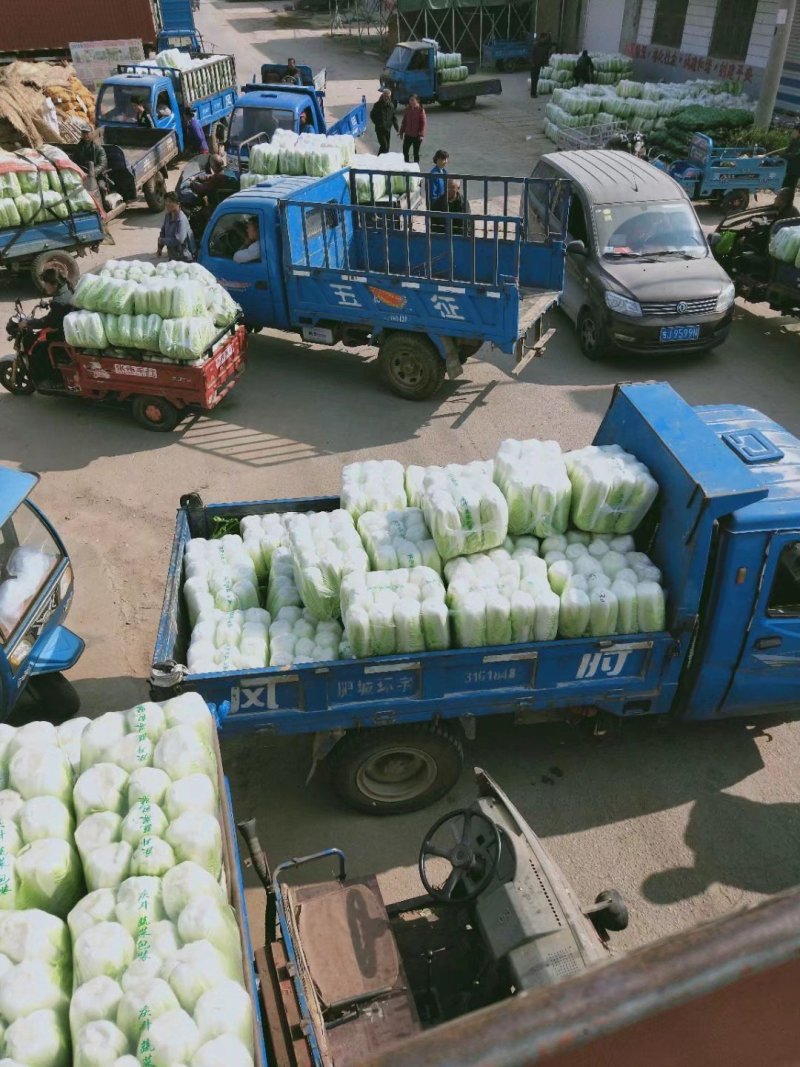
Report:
660,325,700,342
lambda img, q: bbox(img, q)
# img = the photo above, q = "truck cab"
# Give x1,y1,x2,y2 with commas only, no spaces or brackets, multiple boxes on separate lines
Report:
0,468,83,719
156,28,204,54
155,0,202,53
381,41,501,109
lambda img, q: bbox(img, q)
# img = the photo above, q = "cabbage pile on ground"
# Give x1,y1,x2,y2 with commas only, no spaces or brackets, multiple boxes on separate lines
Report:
536,51,632,95
0,145,97,232
64,259,239,362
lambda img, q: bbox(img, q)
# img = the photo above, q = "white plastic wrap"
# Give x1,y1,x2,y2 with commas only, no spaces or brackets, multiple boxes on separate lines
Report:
341,567,449,657
341,461,407,520
284,511,369,620
417,464,508,561
564,444,659,534
357,508,441,574
494,438,572,537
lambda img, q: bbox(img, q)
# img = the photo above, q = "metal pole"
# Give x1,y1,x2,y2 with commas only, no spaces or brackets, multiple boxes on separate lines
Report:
755,0,798,128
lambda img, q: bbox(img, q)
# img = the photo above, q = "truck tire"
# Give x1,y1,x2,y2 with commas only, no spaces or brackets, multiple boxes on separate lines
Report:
143,174,167,212
328,722,464,815
454,96,477,111
132,395,182,431
439,100,454,109
378,333,445,400
25,672,80,722
31,250,80,292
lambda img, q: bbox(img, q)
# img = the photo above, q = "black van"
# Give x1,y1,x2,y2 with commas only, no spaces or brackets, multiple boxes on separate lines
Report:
529,150,735,360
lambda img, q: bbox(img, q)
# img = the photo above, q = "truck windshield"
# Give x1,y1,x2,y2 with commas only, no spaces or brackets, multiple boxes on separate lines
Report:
0,504,62,644
386,46,414,70
595,202,707,259
96,85,149,125
228,107,295,146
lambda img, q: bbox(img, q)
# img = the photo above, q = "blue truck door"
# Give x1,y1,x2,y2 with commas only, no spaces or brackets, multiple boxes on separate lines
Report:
717,531,800,717
203,208,275,327
402,49,435,102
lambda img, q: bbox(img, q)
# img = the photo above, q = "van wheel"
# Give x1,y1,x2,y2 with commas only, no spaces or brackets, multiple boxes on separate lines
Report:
578,307,608,361
378,333,445,400
132,395,182,431
328,722,464,815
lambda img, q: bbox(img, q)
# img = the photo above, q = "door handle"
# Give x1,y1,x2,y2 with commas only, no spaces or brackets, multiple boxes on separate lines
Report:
755,636,782,650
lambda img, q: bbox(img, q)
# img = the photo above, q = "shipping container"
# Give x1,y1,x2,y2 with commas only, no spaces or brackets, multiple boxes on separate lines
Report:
0,0,159,58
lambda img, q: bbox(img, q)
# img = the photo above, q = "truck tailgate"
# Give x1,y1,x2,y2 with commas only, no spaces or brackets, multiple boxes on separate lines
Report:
439,76,502,101
519,287,560,347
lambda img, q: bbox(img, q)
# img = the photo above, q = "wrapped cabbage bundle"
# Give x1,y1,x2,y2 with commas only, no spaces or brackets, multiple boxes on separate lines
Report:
240,512,293,579
153,260,217,286
268,607,342,667
64,311,107,350
187,607,271,674
564,444,659,534
284,510,369,620
0,170,21,198
406,460,494,509
67,188,98,215
239,173,262,190
353,156,386,203
13,192,40,224
183,534,259,622
33,189,69,222
0,197,21,229
16,167,43,194
341,460,407,519
304,146,342,177
418,465,508,561
49,167,84,193
249,143,279,175
159,316,215,361
266,547,302,617
206,284,240,328
341,567,449,657
494,437,572,537
103,314,136,349
358,508,441,574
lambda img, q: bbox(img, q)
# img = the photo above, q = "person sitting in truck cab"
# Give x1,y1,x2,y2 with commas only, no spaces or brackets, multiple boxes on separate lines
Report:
233,217,262,263
156,92,173,119
299,109,315,133
282,57,301,84
131,98,155,128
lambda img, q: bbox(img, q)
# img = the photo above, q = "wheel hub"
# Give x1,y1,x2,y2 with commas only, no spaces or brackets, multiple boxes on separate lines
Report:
392,353,423,386
356,746,437,803
144,403,163,423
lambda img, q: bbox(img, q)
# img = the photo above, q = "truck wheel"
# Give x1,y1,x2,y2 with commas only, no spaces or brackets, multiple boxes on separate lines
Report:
590,889,629,933
0,363,35,396
31,250,80,292
578,307,608,361
378,333,445,400
143,174,167,212
132,395,182,431
454,96,477,112
439,100,454,109
328,722,464,815
501,59,518,73
722,189,749,215
25,673,80,722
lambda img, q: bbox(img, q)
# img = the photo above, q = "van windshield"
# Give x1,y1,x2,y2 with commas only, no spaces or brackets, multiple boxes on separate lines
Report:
594,202,706,259
227,106,295,147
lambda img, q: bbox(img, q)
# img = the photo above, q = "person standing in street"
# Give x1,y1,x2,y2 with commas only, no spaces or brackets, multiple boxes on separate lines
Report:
399,95,426,164
779,126,800,195
183,106,209,156
157,192,194,261
429,149,449,211
371,89,399,155
528,31,552,99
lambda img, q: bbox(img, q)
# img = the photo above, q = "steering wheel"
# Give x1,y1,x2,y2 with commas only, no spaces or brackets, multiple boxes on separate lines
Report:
418,808,501,904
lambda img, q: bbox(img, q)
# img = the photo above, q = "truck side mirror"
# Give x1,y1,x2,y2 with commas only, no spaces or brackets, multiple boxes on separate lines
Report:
566,239,587,256
708,232,721,248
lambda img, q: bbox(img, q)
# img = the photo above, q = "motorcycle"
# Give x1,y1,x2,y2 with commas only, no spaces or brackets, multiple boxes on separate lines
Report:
176,156,239,245
1,300,47,396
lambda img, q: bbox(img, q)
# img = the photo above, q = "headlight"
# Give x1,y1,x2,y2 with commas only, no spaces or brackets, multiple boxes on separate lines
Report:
604,291,642,317
715,282,736,312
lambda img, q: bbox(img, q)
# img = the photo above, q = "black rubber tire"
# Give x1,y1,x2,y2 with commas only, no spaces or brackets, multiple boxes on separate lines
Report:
328,722,464,815
454,96,477,112
132,395,182,431
501,58,520,73
0,362,36,395
722,189,750,215
439,100,455,109
378,332,445,400
143,173,167,212
577,306,608,361
592,889,629,932
25,673,80,722
31,250,80,292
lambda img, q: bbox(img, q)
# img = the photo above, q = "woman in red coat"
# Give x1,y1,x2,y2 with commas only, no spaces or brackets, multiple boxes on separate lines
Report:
399,95,427,164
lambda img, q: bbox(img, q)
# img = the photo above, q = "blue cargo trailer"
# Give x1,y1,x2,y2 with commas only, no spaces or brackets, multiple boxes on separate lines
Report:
151,382,800,813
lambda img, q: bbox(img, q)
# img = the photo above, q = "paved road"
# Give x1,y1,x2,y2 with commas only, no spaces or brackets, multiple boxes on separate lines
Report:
2,0,800,957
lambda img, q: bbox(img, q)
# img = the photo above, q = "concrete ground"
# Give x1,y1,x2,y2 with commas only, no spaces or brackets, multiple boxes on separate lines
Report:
2,0,800,961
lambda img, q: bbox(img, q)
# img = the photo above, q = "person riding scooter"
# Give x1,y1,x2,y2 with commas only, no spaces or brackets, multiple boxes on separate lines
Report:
12,268,74,384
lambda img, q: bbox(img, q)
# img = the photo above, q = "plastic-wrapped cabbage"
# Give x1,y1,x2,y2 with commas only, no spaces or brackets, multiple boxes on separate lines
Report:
73,1020,127,1067
159,315,215,361
195,980,254,1049
284,510,369,620
4,1008,69,1067
165,812,221,878
341,567,449,657
0,198,21,230
8,745,72,805
240,512,288,578
406,460,494,508
73,921,135,985
68,188,99,215
494,438,572,536
419,464,509,561
266,547,302,617
0,958,68,1022
357,508,441,573
248,142,279,175
162,862,226,922
564,444,659,534
206,284,240,328
194,1035,255,1067
341,460,407,519
33,189,69,222
69,975,123,1034
64,311,107,350
268,608,341,667
182,535,259,623
74,764,129,822
0,171,21,198
353,156,387,203
0,908,69,967
16,839,82,917
138,1007,200,1063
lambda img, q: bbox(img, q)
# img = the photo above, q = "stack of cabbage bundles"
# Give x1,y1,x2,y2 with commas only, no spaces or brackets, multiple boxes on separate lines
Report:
352,154,422,204
0,146,97,231
769,221,800,266
0,695,256,1067
244,128,356,184
64,259,239,362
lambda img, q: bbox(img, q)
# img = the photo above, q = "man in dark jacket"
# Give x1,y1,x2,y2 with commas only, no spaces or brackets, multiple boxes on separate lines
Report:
780,126,800,194
574,49,595,86
371,89,399,155
73,125,107,176
528,32,552,98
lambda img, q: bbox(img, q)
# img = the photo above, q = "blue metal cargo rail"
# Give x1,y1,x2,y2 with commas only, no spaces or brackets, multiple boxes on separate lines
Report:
152,382,800,812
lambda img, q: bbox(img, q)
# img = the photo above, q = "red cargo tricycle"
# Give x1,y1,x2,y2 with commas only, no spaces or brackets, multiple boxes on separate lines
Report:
0,300,247,430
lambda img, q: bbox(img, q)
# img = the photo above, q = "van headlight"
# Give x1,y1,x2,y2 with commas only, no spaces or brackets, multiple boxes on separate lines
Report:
605,291,642,317
715,282,736,312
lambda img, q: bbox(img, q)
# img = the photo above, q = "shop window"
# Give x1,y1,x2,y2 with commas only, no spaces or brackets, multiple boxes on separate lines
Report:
652,0,690,49
709,0,759,61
